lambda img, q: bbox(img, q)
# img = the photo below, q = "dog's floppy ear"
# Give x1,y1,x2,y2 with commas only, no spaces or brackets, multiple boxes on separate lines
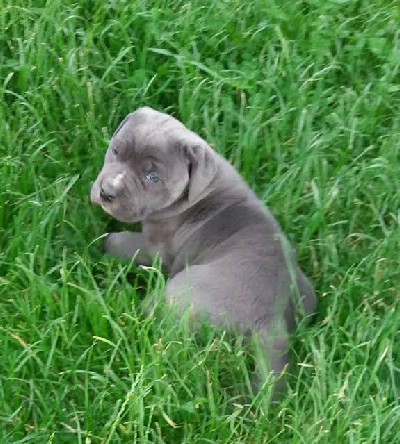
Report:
183,138,218,204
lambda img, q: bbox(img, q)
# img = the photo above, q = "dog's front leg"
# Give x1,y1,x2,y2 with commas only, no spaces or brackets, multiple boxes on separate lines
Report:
103,231,153,266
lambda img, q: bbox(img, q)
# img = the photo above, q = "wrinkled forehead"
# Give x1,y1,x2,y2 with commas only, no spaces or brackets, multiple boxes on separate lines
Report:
110,108,185,156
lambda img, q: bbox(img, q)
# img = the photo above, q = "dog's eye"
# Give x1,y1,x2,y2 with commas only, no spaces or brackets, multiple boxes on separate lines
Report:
111,147,118,155
145,172,161,183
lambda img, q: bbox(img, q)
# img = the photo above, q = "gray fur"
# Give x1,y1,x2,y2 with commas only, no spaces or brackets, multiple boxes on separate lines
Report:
91,106,316,393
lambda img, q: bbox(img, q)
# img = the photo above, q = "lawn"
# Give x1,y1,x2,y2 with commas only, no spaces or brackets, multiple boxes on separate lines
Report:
1,0,400,442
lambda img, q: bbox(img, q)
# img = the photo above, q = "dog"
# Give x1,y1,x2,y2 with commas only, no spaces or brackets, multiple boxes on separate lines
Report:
91,106,316,395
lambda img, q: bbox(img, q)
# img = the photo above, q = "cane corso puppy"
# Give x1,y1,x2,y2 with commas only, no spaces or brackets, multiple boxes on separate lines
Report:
91,106,316,393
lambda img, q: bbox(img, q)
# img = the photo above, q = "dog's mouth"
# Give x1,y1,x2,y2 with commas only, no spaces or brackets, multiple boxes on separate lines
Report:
90,182,139,223
100,203,114,215
91,191,115,214
96,197,143,224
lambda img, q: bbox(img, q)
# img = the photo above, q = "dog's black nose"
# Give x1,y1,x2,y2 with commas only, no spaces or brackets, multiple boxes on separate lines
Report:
100,183,116,202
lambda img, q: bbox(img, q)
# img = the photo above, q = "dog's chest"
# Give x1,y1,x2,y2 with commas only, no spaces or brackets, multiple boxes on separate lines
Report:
142,220,182,268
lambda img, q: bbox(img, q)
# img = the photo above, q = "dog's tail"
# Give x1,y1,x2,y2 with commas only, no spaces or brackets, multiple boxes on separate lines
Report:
250,321,290,402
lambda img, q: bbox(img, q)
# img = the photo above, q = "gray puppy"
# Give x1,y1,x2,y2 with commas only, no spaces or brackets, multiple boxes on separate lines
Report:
91,106,316,392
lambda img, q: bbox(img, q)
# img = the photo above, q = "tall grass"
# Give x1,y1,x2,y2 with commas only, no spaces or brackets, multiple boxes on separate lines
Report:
1,1,399,442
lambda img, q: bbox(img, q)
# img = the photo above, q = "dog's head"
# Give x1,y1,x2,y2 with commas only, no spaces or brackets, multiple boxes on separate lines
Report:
91,107,217,222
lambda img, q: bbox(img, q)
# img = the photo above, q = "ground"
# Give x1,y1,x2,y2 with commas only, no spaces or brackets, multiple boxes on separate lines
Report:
1,1,399,442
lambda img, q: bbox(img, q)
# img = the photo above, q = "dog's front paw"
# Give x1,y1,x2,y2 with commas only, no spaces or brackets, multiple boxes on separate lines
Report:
102,232,127,256
101,231,151,262
102,232,113,254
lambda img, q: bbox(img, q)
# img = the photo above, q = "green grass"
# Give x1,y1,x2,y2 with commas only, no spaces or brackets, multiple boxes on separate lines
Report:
1,0,400,442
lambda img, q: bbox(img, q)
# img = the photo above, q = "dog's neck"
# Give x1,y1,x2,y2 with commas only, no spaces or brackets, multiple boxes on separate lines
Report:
142,158,262,271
